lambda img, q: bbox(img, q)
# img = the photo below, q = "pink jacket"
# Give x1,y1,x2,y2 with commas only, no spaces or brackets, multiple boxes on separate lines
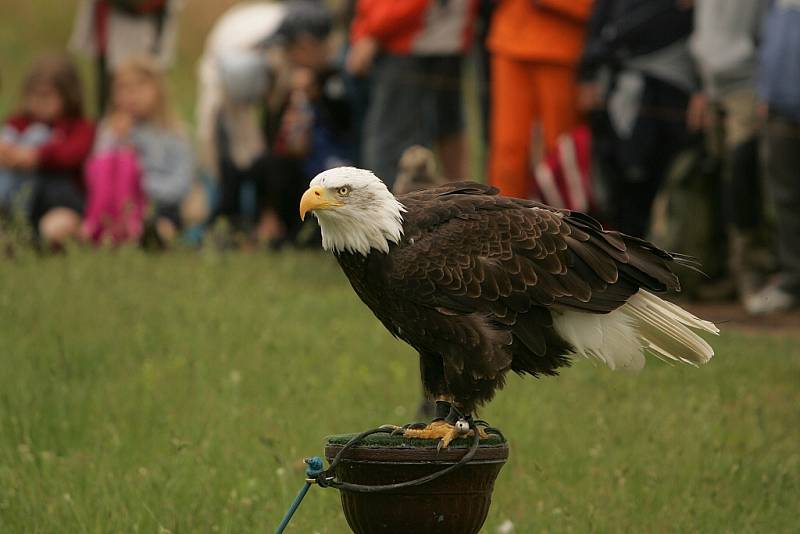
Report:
82,147,145,244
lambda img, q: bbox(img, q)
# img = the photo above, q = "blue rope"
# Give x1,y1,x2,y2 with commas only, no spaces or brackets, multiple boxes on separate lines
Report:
274,456,324,534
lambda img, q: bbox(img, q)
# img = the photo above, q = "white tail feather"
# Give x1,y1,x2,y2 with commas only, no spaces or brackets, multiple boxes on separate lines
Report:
552,290,719,371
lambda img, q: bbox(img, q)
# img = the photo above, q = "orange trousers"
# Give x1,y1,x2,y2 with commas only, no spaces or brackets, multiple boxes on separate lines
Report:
489,55,580,199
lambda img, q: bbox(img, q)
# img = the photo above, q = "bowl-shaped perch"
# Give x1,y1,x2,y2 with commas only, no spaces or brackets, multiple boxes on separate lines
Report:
324,432,508,534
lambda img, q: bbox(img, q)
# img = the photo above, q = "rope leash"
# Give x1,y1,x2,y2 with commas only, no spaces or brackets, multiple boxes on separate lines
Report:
274,419,503,533
274,456,324,534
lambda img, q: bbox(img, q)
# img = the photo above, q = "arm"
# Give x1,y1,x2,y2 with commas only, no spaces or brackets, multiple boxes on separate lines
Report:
350,0,430,44
535,0,594,22
91,115,134,153
37,120,95,171
0,125,18,167
138,130,194,205
575,0,612,110
347,0,429,74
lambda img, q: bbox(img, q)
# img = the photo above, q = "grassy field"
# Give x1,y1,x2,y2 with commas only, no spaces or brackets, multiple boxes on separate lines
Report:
1,248,798,533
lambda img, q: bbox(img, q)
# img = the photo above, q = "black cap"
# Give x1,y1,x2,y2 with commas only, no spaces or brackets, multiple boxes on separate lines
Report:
275,0,333,44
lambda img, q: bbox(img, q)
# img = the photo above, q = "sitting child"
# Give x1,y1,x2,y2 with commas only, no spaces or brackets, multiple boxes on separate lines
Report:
0,54,94,245
84,56,192,246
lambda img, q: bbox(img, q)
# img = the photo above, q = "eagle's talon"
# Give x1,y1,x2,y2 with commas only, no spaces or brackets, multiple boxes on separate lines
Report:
402,418,488,449
436,425,464,452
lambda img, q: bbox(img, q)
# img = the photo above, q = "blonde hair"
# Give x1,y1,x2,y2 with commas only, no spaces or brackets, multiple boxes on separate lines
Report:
112,56,182,132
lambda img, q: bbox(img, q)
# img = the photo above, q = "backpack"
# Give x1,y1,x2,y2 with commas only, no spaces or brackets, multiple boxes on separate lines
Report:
532,125,594,213
82,148,146,244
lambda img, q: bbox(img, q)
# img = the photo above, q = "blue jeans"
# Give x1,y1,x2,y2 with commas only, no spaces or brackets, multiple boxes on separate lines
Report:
0,123,52,216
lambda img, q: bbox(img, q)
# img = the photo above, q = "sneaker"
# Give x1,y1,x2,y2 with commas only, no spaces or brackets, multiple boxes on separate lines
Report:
744,282,799,315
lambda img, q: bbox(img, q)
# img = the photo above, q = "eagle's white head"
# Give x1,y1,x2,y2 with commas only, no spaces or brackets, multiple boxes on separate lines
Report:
299,167,406,256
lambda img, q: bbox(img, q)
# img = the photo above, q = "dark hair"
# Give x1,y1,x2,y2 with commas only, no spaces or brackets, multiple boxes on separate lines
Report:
22,53,84,118
275,0,332,44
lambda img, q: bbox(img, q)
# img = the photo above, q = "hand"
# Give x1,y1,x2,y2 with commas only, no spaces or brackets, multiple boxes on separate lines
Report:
8,146,39,170
686,92,710,131
346,37,379,76
756,101,769,121
291,67,316,94
281,98,312,156
108,111,134,139
577,82,602,112
0,142,12,166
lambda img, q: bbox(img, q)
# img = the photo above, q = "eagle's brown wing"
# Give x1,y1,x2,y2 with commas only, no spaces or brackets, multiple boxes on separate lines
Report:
382,182,684,396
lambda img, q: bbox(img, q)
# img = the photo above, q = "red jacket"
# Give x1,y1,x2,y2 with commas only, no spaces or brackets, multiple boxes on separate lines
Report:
5,114,95,184
350,0,478,55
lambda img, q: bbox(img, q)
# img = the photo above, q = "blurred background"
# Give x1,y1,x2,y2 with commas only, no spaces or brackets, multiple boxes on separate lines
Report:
1,1,798,532
0,0,242,116
0,0,797,318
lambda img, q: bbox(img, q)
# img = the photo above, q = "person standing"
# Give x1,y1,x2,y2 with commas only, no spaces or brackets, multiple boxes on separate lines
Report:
578,0,697,237
70,0,182,113
689,0,770,302
487,0,592,199
746,0,800,314
347,0,478,188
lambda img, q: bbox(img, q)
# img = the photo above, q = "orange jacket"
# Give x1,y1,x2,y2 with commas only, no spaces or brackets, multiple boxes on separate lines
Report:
488,0,593,64
350,0,477,55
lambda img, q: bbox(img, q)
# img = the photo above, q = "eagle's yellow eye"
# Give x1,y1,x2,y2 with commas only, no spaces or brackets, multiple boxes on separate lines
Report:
337,186,351,196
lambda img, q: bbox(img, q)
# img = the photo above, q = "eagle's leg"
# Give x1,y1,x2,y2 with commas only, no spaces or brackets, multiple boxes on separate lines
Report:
396,355,488,448
402,397,489,450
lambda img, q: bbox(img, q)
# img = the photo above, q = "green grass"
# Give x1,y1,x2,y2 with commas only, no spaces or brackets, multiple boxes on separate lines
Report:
0,249,798,533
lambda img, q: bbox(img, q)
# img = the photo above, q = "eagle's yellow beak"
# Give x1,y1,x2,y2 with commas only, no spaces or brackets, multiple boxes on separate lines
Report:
299,186,342,220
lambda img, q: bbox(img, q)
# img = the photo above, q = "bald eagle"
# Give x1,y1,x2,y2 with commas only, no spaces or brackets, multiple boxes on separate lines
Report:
300,167,718,447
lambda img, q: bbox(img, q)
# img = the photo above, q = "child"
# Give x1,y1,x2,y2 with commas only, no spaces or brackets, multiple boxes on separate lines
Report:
0,54,94,245
84,56,192,245
260,65,355,247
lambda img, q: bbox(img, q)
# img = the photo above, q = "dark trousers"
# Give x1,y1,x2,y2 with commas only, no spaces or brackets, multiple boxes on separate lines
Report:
724,136,761,231
260,156,306,242
211,152,305,238
210,108,306,239
362,54,464,188
209,150,264,231
764,113,800,292
713,89,764,232
593,76,694,238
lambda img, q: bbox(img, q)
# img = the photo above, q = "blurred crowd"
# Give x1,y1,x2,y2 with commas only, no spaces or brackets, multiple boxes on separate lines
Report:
1,0,799,314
